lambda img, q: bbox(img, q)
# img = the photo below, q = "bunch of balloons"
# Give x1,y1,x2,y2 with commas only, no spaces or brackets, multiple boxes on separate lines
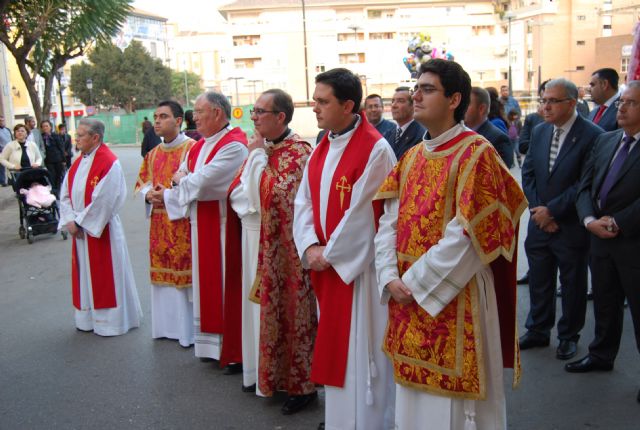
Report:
403,33,454,78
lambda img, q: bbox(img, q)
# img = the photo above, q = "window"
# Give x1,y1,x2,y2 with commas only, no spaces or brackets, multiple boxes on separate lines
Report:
502,72,508,80
339,53,365,64
369,32,394,40
622,57,630,73
577,40,585,46
577,15,586,21
472,25,494,36
527,49,533,59
338,32,364,41
367,9,394,19
234,57,261,69
316,64,326,73
233,35,260,46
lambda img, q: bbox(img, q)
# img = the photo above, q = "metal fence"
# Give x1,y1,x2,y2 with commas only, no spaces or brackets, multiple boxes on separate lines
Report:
90,105,255,145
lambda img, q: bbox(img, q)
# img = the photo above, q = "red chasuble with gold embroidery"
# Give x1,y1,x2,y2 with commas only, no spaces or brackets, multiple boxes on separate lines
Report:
135,138,194,288
187,128,247,335
67,144,118,310
376,132,527,399
307,119,382,388
253,137,317,396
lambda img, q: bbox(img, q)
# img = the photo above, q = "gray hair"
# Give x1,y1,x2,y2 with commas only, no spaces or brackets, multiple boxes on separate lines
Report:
471,87,491,109
545,78,578,100
198,91,231,120
626,80,640,90
78,118,105,141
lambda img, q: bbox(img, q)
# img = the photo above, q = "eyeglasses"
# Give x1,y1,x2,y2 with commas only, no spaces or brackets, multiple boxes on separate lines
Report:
614,99,640,108
250,108,279,116
539,98,571,105
410,85,444,97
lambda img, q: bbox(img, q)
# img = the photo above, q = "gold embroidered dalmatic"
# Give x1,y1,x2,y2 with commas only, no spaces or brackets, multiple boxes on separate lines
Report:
376,132,527,399
135,139,194,288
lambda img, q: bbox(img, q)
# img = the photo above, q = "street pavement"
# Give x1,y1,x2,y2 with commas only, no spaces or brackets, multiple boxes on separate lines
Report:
1,146,639,429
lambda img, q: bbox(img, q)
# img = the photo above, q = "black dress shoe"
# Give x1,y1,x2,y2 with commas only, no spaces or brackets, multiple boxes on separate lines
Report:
517,273,529,285
519,332,550,350
556,340,577,360
199,357,216,363
223,362,243,375
587,291,593,300
281,391,318,415
317,423,325,430
242,383,256,393
565,355,613,373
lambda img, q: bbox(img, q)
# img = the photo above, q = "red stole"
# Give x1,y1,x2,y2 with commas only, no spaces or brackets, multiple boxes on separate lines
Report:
187,127,247,334
307,116,381,387
219,163,245,367
67,144,118,310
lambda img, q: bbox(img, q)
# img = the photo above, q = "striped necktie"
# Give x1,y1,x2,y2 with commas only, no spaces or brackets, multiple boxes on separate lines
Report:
549,128,563,172
394,126,402,146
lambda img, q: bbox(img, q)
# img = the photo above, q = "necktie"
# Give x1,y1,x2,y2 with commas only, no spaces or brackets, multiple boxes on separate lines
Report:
593,105,607,124
548,128,563,172
599,135,635,208
394,127,402,146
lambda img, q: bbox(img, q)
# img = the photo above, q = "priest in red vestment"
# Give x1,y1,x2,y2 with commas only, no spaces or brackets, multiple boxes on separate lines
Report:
149,92,248,369
374,59,527,430
228,88,318,413
293,68,397,430
59,118,142,336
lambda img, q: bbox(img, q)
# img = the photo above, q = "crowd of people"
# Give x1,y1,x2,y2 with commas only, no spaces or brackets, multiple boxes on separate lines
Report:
0,57,629,430
0,115,72,195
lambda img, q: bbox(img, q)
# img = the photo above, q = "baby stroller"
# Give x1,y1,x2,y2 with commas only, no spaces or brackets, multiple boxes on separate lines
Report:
10,168,67,244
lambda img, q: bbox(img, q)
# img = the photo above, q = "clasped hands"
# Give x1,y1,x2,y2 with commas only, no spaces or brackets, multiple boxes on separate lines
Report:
66,221,84,239
586,216,619,239
146,170,187,204
530,206,559,233
304,245,330,271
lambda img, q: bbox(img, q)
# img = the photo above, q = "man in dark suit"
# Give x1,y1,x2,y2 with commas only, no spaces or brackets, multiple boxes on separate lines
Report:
389,86,425,159
588,68,620,132
364,93,396,145
519,78,604,360
566,82,640,402
464,87,514,167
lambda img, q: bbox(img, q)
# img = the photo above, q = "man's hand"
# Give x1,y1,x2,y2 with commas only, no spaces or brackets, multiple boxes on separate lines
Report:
531,206,555,229
172,170,187,185
542,219,560,233
66,221,84,239
248,130,265,152
149,185,166,204
586,217,619,239
386,279,414,304
305,245,330,271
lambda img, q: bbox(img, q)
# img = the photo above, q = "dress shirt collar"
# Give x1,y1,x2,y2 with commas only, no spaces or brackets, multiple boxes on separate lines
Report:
553,110,578,136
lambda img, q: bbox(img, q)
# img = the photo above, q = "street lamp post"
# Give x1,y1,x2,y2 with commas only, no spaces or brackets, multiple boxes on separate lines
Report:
228,77,243,106
504,12,514,95
55,67,66,127
184,69,189,107
86,78,93,106
247,79,262,101
301,0,310,103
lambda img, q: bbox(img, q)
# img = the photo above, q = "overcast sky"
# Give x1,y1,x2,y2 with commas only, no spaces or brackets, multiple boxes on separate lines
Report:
133,0,232,29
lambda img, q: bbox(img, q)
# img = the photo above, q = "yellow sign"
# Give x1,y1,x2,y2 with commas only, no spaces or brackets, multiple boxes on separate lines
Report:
232,107,243,119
